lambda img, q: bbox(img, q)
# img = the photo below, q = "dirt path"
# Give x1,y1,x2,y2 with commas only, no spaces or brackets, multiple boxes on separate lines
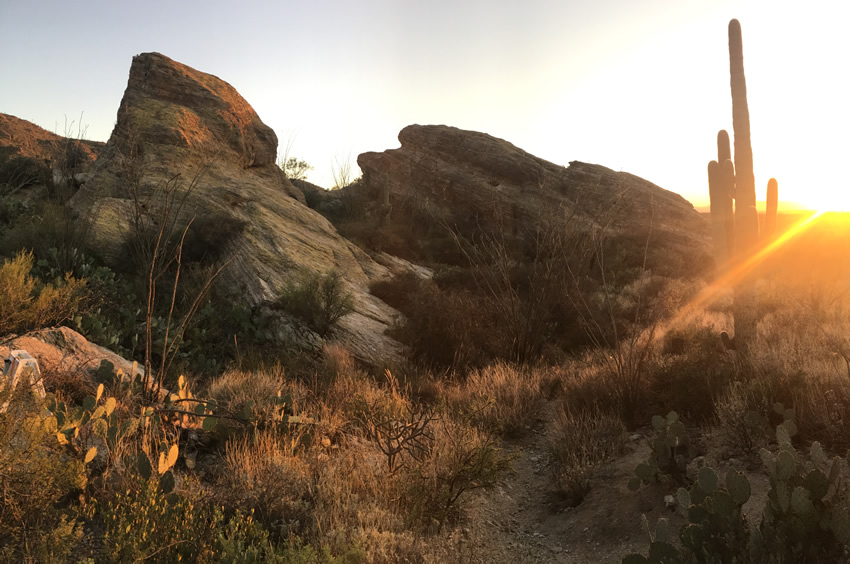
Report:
455,403,685,564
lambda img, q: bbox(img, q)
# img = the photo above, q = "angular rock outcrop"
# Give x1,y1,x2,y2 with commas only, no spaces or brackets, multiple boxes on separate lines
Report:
70,53,403,364
358,125,711,270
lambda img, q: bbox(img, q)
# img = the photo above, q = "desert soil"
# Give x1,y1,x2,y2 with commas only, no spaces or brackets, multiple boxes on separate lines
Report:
453,402,770,564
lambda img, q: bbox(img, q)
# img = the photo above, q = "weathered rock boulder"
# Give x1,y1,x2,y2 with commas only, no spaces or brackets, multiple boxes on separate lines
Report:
0,326,144,386
358,125,711,274
70,53,403,364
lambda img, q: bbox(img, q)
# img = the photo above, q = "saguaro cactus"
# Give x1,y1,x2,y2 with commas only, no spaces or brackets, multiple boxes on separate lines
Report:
728,19,759,261
707,19,779,352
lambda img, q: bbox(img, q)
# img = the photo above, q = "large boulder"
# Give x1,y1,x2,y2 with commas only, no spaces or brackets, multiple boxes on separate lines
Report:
70,53,403,364
358,125,711,274
0,326,144,386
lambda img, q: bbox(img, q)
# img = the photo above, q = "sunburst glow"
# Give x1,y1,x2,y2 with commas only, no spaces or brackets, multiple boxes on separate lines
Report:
667,210,826,331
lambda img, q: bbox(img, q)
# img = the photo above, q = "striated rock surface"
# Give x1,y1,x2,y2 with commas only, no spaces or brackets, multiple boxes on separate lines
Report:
70,53,404,364
0,113,103,164
358,125,711,271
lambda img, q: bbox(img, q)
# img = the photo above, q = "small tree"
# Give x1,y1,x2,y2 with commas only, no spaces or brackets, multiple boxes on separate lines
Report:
280,157,312,181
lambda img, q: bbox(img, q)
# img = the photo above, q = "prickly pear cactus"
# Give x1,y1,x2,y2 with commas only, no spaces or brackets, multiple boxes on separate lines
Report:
755,425,850,561
629,412,697,490
625,464,751,563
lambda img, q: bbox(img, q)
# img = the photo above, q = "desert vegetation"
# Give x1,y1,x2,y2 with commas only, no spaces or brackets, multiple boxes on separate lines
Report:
3,18,850,564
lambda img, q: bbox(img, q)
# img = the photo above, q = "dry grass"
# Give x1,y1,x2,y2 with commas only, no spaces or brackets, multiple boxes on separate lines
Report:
547,407,625,506
218,428,314,537
441,362,545,436
206,364,308,426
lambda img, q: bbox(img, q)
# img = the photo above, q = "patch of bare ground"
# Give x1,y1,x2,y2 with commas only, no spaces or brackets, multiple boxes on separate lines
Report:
456,402,773,564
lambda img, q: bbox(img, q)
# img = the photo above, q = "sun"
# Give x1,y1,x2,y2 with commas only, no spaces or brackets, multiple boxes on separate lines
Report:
805,192,850,214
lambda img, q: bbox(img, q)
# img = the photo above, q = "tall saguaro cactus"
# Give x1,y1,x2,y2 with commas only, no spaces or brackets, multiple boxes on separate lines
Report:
707,19,779,353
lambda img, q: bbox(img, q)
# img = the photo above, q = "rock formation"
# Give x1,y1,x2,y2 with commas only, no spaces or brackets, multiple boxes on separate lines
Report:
70,53,404,364
0,326,144,386
358,125,711,272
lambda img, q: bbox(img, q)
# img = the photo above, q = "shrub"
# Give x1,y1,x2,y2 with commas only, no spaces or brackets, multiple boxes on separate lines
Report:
206,365,307,429
179,214,246,265
102,476,220,562
651,324,737,423
548,408,625,506
218,429,314,538
276,270,354,337
402,414,512,532
447,362,544,436
0,250,87,336
0,154,45,190
713,382,771,457
0,388,86,562
393,281,507,369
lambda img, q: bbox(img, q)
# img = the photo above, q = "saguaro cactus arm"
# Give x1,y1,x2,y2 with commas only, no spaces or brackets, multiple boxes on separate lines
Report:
765,178,778,241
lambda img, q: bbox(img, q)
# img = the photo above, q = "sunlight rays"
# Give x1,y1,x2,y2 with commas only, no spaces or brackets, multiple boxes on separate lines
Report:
667,210,826,331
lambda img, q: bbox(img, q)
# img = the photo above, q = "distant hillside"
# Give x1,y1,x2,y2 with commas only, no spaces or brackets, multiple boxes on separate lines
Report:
0,112,104,164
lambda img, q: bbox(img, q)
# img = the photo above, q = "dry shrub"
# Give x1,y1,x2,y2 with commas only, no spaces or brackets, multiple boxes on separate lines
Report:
713,381,771,457
320,342,356,381
391,280,507,370
37,358,96,404
446,362,544,436
402,414,511,532
206,365,307,426
313,439,408,553
547,408,625,507
557,353,622,418
218,428,314,538
0,251,87,336
369,272,422,311
650,324,737,423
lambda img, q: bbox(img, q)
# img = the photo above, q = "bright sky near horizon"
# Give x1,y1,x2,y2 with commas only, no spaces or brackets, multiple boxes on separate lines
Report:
1,0,847,210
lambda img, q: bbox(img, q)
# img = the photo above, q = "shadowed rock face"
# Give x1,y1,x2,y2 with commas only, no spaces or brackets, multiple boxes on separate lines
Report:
71,52,404,364
358,125,710,270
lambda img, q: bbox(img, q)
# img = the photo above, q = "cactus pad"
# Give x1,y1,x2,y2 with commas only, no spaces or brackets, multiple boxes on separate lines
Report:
698,466,719,495
726,470,751,505
775,450,796,481
790,486,815,517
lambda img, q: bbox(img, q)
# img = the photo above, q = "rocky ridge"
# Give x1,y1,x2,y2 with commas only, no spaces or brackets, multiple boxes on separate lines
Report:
358,125,711,270
0,112,103,164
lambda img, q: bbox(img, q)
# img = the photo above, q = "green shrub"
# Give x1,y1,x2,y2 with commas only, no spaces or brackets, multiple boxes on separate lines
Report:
0,388,86,562
0,154,45,190
102,476,219,563
275,270,354,337
0,250,87,336
179,214,246,265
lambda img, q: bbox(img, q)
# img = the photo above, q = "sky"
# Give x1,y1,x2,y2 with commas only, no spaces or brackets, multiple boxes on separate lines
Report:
1,0,847,210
